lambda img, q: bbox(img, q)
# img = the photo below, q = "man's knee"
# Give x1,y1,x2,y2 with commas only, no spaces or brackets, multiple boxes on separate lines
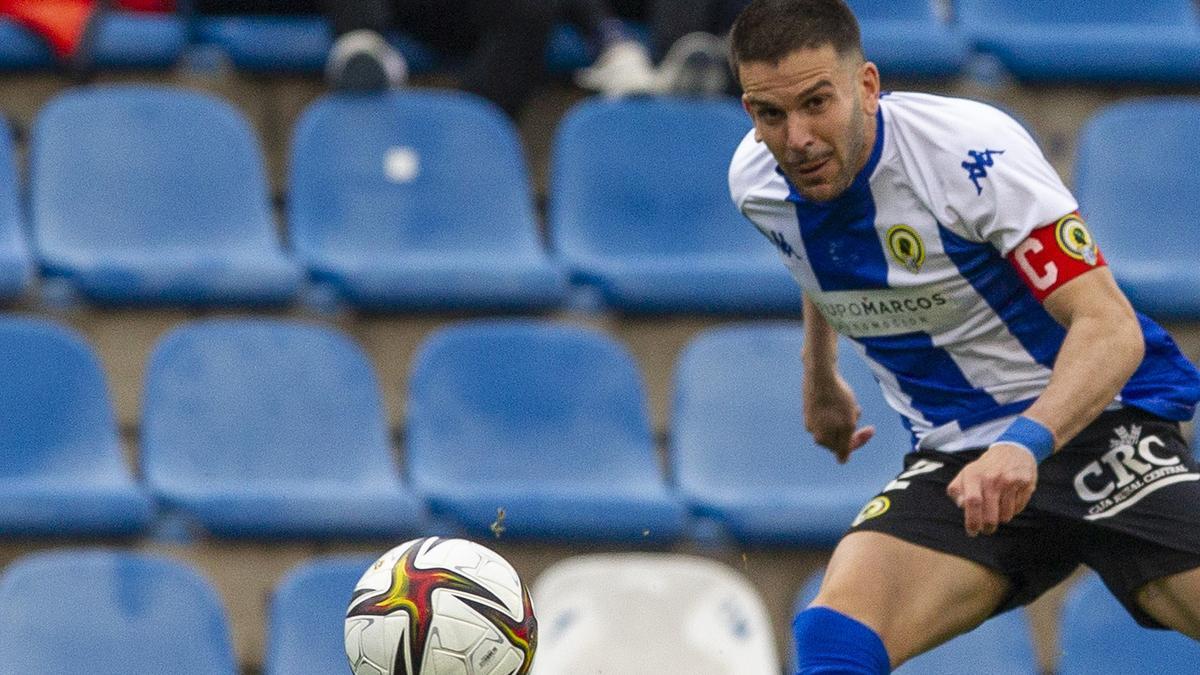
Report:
1136,567,1200,639
794,606,891,674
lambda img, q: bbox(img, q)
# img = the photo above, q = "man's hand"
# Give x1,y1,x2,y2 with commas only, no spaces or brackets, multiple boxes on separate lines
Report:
804,374,875,463
946,443,1038,536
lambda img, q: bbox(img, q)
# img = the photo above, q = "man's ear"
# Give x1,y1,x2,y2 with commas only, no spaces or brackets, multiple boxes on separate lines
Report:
859,60,881,115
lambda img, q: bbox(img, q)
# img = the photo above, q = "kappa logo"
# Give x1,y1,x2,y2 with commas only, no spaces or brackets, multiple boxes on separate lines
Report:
1073,424,1199,520
1054,214,1099,266
886,224,925,273
961,149,1005,195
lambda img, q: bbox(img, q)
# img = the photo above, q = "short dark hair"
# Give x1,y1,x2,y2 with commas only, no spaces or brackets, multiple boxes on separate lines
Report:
729,0,863,82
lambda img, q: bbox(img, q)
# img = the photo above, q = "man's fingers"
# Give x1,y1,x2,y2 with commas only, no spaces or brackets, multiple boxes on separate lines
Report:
997,486,1017,525
848,426,876,452
979,483,1001,535
961,480,983,536
946,475,963,506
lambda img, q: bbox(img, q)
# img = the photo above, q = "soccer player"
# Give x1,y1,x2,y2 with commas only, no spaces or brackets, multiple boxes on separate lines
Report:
726,0,1200,672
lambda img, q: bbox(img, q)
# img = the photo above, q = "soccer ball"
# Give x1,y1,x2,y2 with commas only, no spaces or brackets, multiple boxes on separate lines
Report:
344,537,537,675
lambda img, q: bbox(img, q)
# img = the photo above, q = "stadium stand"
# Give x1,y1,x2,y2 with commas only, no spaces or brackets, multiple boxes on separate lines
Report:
289,90,568,312
549,97,799,314
140,319,423,539
407,320,688,542
846,0,967,78
1058,572,1200,674
0,318,154,536
671,323,909,546
0,550,238,674
1075,97,1200,320
957,0,1200,83
0,9,184,70
29,85,303,306
189,12,331,72
0,114,31,301
794,569,1039,674
265,555,378,675
532,553,780,674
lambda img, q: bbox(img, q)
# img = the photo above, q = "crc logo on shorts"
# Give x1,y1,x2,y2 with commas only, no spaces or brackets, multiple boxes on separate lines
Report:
851,496,891,527
1073,425,1199,520
886,224,925,273
1055,214,1099,266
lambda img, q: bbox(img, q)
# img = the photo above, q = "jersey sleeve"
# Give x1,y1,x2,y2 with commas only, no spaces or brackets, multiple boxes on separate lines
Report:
729,129,785,240
902,100,1078,255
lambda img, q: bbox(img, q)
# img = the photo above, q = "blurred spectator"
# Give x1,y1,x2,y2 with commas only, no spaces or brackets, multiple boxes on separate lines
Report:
195,0,557,118
567,0,749,97
0,0,173,69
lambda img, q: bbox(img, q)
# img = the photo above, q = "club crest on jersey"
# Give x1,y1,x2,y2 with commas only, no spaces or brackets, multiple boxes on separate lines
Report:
886,224,925,273
851,496,891,527
1054,214,1099,266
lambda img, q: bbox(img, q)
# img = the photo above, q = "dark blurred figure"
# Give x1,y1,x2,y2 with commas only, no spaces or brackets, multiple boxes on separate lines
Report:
195,0,558,118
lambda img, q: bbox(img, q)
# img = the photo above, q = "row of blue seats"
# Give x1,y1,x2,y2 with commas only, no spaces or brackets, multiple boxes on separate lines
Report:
1,549,1194,674
2,1,1199,83
3,85,1199,317
6,315,952,546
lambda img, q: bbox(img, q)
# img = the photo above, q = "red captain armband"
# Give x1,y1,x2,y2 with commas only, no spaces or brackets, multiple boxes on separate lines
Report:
1006,212,1107,301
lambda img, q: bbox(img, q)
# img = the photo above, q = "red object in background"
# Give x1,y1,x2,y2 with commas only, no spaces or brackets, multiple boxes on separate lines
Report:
0,0,173,59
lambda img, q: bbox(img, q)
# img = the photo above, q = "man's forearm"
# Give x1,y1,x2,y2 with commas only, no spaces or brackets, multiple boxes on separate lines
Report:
1022,312,1144,448
802,294,839,377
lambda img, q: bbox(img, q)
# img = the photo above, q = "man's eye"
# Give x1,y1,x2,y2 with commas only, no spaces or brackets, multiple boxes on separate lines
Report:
759,108,784,122
806,96,829,111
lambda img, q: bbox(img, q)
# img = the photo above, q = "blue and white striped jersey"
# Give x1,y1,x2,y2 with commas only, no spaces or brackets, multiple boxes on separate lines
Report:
730,91,1200,452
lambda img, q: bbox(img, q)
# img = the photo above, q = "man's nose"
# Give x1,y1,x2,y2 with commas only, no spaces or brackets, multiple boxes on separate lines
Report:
785,114,816,153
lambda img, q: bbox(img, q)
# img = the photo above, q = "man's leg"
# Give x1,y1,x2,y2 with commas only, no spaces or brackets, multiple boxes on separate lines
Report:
1135,567,1200,640
803,531,1011,671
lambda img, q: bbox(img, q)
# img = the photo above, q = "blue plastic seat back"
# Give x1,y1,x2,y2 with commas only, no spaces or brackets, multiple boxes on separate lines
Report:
192,13,332,71
0,115,31,297
0,18,53,69
673,324,910,498
550,98,772,264
0,318,127,482
142,319,395,489
290,91,542,264
793,570,1038,674
31,85,277,265
266,556,377,675
847,0,942,22
408,321,660,493
1076,98,1200,268
0,550,237,674
958,0,1198,25
1058,573,1200,674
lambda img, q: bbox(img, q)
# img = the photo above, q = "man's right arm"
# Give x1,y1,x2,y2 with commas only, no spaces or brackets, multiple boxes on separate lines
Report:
802,293,875,462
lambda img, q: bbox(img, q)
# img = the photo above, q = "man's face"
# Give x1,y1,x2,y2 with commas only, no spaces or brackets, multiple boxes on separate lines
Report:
740,46,880,202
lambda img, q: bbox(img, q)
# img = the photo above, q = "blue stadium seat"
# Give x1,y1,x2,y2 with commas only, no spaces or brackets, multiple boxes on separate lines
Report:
141,319,423,539
958,0,1200,83
848,0,967,78
0,11,184,70
265,555,377,675
0,550,237,674
407,321,688,542
1074,98,1200,319
30,85,303,306
90,9,187,69
0,116,32,301
0,18,53,69
290,91,567,311
671,324,910,546
794,570,1038,674
549,98,799,314
189,14,437,74
0,318,153,536
1058,573,1200,674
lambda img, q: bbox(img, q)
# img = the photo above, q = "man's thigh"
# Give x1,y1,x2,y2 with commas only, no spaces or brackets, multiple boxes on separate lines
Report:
811,531,1011,668
1136,566,1200,640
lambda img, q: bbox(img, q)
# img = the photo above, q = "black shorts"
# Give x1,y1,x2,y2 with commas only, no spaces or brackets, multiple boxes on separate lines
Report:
849,408,1200,628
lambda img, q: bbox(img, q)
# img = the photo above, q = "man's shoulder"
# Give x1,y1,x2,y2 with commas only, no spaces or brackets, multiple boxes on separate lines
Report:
881,92,1035,158
729,129,785,212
